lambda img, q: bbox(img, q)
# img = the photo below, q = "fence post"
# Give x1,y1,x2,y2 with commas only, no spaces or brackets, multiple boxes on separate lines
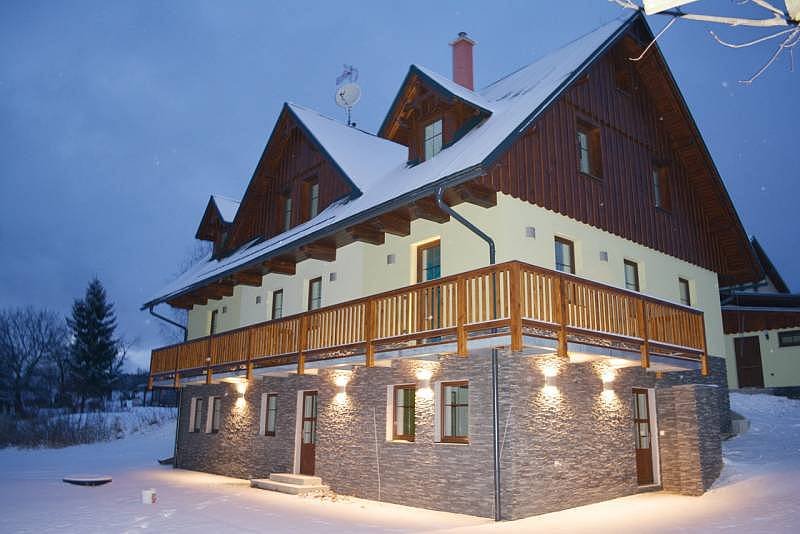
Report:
509,263,523,351
700,315,709,376
555,276,568,358
365,301,375,367
638,300,650,370
457,276,468,355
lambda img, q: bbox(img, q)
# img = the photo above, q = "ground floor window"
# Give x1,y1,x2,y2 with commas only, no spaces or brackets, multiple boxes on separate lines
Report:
190,397,203,433
441,381,469,443
209,396,221,433
260,393,278,436
393,385,416,441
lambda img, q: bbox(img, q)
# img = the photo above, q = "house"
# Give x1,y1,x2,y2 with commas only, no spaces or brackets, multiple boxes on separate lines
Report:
143,12,763,520
721,237,800,391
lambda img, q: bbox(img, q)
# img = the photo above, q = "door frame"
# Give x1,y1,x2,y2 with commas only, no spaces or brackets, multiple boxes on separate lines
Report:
734,335,764,388
292,390,318,475
633,388,662,487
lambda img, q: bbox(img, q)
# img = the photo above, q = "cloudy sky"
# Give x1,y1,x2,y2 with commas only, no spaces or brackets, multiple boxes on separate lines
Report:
1,0,797,371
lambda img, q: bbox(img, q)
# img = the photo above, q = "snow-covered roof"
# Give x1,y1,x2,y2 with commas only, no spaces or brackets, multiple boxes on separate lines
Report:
211,195,240,224
144,14,636,308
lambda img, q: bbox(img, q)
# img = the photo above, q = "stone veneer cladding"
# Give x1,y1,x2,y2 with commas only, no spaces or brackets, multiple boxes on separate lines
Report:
174,353,729,520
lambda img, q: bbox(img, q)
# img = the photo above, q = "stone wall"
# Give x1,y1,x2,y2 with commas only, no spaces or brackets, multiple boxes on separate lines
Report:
174,351,727,520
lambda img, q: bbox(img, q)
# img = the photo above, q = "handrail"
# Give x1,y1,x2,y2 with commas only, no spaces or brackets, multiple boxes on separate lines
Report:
149,260,709,384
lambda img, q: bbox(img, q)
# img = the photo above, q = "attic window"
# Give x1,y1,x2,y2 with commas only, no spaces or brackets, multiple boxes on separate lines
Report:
576,119,602,178
282,195,293,232
652,164,671,211
423,119,443,160
302,178,319,221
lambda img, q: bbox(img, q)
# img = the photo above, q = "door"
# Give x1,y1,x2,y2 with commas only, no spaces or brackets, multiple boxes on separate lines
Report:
299,391,318,476
734,336,764,388
633,388,654,486
417,240,442,333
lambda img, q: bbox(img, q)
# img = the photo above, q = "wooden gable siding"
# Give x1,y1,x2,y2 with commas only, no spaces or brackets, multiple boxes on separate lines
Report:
265,124,351,237
479,46,730,280
223,111,354,254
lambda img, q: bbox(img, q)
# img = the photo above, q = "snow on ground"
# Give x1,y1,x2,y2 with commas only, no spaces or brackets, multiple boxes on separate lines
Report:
0,393,798,533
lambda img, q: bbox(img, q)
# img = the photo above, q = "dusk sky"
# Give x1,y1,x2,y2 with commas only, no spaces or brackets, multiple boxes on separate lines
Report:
1,0,797,371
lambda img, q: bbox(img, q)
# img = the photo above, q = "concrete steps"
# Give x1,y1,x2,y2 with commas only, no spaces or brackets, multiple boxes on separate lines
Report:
250,473,328,495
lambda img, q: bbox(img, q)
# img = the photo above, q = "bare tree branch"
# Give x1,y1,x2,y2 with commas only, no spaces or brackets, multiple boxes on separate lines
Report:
750,0,787,17
710,27,795,47
630,16,678,60
740,27,800,82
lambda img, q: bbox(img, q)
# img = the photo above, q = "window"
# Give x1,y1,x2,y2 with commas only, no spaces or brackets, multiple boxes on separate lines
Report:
393,385,416,441
653,165,671,210
282,195,293,232
423,119,443,160
191,398,204,433
417,240,441,282
271,289,284,320
261,393,278,436
210,396,221,433
624,260,640,292
554,237,575,274
307,277,322,310
778,330,800,348
304,179,320,220
678,278,691,306
255,295,262,304
441,381,469,443
576,120,602,177
209,309,219,335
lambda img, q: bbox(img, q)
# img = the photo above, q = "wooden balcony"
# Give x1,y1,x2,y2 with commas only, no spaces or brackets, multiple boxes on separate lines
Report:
149,261,708,387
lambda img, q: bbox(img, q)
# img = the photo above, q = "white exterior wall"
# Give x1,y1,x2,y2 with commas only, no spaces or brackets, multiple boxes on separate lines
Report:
724,328,800,389
186,194,725,358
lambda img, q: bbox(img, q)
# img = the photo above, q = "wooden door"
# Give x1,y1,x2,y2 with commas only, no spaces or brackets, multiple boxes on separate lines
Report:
632,388,654,486
734,336,764,388
299,391,318,476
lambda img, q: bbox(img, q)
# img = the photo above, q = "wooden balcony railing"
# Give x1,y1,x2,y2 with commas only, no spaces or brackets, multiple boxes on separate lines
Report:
149,261,708,387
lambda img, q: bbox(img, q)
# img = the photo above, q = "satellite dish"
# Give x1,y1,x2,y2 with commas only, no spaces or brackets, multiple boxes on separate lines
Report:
335,82,361,108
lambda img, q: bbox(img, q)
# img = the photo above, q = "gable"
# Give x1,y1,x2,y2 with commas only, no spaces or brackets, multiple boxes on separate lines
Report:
378,65,491,161
479,19,760,286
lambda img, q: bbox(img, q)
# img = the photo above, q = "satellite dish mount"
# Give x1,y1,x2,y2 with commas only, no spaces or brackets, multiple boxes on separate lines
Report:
335,65,361,127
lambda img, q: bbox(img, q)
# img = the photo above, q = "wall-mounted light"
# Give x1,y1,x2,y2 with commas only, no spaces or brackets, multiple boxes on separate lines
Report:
415,367,434,399
601,368,615,390
333,372,352,402
542,364,558,395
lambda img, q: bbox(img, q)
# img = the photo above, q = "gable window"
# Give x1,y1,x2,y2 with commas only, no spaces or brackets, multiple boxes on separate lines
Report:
209,396,222,433
209,309,219,335
441,381,469,443
778,330,800,348
576,120,602,178
624,260,640,292
260,393,278,436
308,277,322,310
271,289,284,320
190,397,204,433
652,165,671,211
393,385,416,441
678,278,691,306
423,119,443,160
302,178,320,221
282,195,293,232
554,237,575,274
417,240,441,282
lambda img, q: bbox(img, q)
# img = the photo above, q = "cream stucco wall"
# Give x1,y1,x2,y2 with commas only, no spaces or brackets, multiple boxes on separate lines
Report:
186,194,725,358
724,328,800,389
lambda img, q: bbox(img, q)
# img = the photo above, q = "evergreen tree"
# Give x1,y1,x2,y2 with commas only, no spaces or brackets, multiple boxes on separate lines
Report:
67,278,124,411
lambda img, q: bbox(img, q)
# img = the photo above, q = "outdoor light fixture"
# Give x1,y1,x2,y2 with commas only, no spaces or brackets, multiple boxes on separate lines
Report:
332,372,351,404
415,367,434,399
601,368,615,387
541,364,558,395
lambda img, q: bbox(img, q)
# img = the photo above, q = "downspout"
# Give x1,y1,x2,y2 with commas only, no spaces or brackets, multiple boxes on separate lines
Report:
435,186,502,521
148,305,188,342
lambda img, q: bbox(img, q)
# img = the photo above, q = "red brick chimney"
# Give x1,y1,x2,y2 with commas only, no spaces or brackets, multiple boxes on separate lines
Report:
450,31,475,90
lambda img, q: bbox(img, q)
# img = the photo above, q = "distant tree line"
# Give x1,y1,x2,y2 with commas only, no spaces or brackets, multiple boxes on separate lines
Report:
0,278,130,418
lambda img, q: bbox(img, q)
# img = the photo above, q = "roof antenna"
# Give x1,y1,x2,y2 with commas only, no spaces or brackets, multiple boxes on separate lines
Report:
335,64,361,127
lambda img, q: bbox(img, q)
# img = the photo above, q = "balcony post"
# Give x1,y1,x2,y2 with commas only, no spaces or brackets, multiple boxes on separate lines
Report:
638,300,650,370
147,374,154,391
205,357,212,385
297,316,307,375
365,301,375,367
509,263,523,351
245,329,253,380
457,276,468,355
173,371,181,388
555,276,568,358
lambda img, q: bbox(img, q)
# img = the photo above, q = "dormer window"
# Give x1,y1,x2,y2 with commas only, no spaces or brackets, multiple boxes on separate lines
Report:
423,119,443,160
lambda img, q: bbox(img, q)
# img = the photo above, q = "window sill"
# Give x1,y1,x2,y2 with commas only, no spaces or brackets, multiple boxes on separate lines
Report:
579,171,603,182
436,440,470,446
655,206,672,215
387,439,415,444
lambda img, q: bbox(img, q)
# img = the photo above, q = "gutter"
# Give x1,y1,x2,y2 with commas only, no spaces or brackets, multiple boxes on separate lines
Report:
435,186,502,522
148,305,188,342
